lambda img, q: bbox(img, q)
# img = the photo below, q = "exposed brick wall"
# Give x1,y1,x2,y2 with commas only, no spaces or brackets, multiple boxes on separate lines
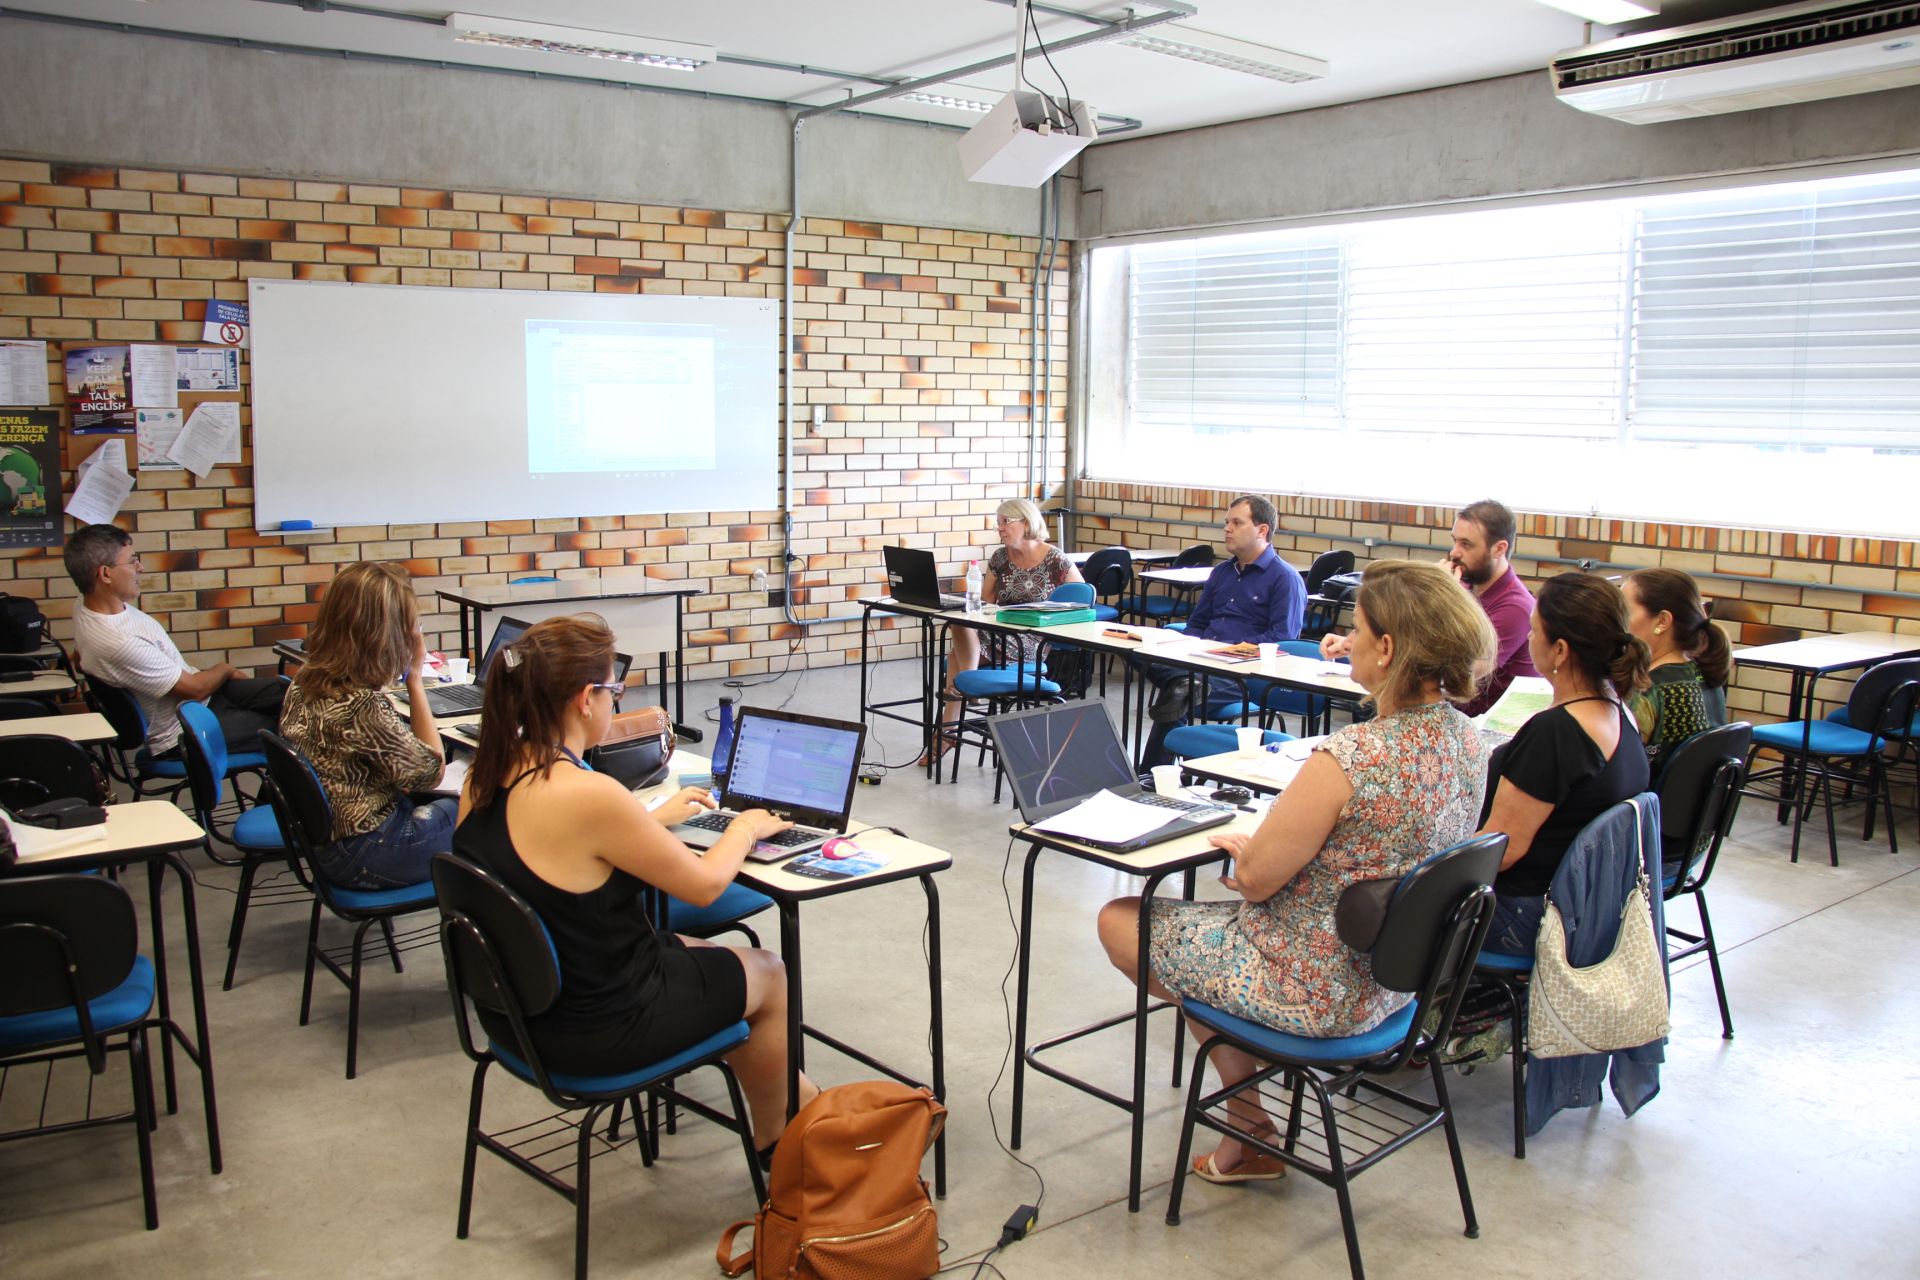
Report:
1070,481,1920,725
0,157,1068,686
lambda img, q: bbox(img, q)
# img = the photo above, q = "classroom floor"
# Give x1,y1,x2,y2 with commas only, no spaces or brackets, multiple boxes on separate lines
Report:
4,658,1918,1278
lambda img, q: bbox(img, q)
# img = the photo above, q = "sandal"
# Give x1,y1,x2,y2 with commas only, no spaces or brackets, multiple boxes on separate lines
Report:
1191,1149,1287,1184
917,730,958,769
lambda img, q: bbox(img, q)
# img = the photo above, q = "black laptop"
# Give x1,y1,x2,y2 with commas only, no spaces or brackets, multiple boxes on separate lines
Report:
882,545,965,610
674,707,868,862
413,616,532,717
988,701,1234,852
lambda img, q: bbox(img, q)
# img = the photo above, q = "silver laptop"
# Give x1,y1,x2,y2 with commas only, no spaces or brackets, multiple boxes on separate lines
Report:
674,707,868,862
988,701,1233,852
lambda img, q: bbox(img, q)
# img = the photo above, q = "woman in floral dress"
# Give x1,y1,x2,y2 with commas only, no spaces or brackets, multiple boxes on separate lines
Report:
1097,559,1495,1183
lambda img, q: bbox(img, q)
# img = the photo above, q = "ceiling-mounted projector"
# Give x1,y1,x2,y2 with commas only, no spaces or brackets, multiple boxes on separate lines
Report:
957,90,1098,187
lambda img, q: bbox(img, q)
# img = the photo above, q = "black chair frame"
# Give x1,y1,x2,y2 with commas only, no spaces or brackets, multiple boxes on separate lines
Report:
1164,835,1505,1280
433,854,765,1279
260,731,438,1079
0,732,109,812
1656,722,1752,1039
81,675,190,802
0,874,159,1229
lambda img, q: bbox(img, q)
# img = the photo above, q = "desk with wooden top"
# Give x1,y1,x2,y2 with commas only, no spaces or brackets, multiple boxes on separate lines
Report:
0,711,116,743
1009,808,1262,1213
436,578,703,739
641,755,952,1196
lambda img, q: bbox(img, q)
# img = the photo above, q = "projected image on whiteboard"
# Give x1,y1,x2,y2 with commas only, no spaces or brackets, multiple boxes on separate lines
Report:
526,320,717,474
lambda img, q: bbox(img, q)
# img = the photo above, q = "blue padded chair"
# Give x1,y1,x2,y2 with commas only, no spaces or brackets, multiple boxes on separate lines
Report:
0,732,110,812
1653,722,1751,1040
1164,834,1506,1280
948,584,1076,797
1080,547,1132,624
1748,657,1920,865
1119,543,1215,626
84,675,190,799
177,703,302,991
0,873,160,1229
431,853,764,1280
260,731,440,1079
1250,640,1343,736
658,881,772,947
1301,549,1356,640
1164,725,1294,762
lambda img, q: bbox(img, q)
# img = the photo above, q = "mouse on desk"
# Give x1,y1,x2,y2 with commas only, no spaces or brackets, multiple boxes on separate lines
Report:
1210,785,1252,806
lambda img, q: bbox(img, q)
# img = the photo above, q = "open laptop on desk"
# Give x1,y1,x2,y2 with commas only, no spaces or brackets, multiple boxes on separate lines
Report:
674,707,868,862
882,545,965,610
411,616,531,718
989,701,1233,852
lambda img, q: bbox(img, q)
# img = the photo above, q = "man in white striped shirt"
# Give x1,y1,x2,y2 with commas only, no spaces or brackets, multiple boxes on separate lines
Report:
65,523,284,759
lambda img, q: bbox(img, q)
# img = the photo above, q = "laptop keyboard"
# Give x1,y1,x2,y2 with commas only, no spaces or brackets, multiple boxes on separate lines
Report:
682,812,825,846
427,684,485,714
1132,791,1212,813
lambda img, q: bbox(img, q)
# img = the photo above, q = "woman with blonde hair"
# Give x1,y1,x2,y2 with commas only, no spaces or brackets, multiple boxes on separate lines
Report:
1097,559,1495,1182
281,560,455,889
454,615,815,1159
930,496,1083,760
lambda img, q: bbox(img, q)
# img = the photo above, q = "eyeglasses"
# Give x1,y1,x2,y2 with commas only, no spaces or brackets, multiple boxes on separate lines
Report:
590,681,626,698
114,554,143,569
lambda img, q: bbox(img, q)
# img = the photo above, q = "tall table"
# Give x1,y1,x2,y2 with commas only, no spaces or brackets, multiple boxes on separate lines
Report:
437,579,703,739
641,757,952,1196
2,802,223,1173
1010,810,1262,1212
1733,631,1920,824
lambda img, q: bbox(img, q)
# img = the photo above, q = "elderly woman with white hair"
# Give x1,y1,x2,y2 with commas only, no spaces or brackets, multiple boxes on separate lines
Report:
930,497,1083,761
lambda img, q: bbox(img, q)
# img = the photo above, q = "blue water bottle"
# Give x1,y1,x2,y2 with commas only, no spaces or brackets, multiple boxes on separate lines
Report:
712,696,737,788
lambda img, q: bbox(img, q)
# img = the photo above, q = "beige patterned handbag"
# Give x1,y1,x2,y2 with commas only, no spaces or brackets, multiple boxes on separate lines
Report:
1527,804,1671,1058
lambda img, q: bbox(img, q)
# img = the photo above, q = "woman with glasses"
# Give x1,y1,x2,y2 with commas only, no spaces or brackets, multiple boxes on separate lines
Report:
454,614,816,1161
281,560,461,889
930,496,1084,761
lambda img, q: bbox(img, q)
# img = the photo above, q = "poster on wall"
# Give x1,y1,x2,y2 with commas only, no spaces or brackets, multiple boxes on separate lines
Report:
0,409,63,548
64,344,135,434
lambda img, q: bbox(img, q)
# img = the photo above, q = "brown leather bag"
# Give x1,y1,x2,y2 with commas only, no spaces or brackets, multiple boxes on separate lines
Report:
584,705,674,789
717,1082,945,1280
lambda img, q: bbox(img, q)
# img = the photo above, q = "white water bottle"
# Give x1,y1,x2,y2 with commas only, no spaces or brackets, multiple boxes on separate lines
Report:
964,560,982,613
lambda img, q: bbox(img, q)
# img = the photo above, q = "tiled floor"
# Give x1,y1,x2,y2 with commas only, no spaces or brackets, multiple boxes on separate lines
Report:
4,658,1918,1278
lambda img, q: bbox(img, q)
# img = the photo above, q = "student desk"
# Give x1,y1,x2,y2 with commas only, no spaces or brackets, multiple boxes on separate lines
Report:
1064,547,1180,567
271,638,305,674
1176,739,1320,796
2,802,223,1173
642,757,952,1196
1,669,77,701
436,579,703,739
1734,631,1920,822
0,711,116,743
1009,809,1262,1212
1129,564,1213,625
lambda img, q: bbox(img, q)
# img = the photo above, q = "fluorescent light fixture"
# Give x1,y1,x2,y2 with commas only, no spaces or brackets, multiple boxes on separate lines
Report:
899,91,996,113
1120,27,1329,83
445,12,715,71
1532,0,1660,23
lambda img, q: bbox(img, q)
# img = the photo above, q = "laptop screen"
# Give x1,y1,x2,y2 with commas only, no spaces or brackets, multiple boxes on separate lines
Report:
991,702,1138,821
723,709,865,823
476,616,531,686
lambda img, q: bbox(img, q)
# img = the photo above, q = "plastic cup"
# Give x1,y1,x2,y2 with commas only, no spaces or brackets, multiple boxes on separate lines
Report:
1257,642,1277,663
1235,726,1262,753
1151,765,1183,796
444,657,472,681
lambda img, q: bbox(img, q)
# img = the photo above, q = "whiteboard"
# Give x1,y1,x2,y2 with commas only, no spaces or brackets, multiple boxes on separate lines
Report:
248,280,778,530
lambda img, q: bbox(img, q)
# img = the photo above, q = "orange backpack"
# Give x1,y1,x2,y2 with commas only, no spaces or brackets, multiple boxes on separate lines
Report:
717,1082,946,1280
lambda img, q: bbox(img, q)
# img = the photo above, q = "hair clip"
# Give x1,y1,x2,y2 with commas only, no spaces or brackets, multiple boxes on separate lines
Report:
501,646,522,670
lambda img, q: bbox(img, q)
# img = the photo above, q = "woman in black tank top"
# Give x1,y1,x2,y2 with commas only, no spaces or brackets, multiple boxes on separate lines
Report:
1478,573,1652,955
453,615,817,1154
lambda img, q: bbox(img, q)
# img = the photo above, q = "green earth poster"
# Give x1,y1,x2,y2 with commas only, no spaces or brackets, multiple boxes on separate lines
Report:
0,409,62,548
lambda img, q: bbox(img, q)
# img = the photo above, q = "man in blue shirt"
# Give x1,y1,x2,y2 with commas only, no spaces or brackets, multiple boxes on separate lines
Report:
1139,495,1307,766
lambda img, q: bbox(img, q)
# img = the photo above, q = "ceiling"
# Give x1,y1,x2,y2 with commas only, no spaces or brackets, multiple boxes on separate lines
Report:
13,0,1757,139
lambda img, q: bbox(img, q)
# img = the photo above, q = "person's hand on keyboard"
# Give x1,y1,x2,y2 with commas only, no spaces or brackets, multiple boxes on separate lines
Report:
730,808,794,844
652,785,719,828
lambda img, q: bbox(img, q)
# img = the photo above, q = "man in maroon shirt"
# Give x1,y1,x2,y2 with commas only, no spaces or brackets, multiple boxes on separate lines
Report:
1320,498,1536,716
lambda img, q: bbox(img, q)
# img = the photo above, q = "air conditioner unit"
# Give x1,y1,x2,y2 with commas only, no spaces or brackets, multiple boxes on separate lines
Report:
1550,0,1920,123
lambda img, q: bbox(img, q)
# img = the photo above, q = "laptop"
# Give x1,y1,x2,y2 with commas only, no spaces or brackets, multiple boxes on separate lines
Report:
416,616,531,717
674,707,868,862
882,545,965,610
988,701,1234,852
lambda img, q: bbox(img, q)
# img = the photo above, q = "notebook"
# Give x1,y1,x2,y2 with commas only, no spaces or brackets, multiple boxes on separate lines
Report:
674,707,868,862
987,701,1233,852
882,545,965,610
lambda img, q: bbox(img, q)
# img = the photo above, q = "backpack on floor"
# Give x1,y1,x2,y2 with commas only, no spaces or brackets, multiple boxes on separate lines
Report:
717,1082,945,1280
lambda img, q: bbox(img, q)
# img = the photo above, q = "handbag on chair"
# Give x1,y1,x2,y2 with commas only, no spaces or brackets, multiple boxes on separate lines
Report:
583,706,675,789
1527,802,1671,1058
